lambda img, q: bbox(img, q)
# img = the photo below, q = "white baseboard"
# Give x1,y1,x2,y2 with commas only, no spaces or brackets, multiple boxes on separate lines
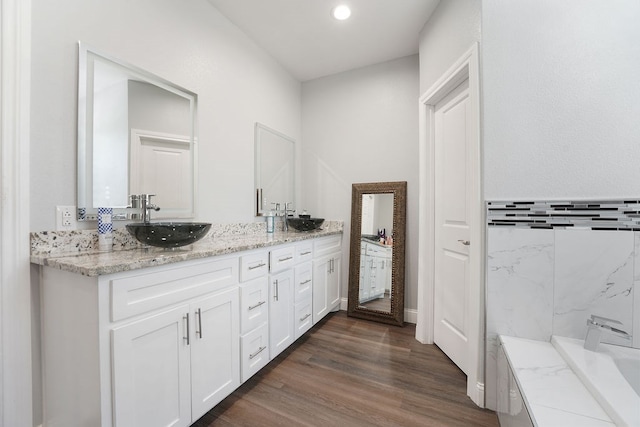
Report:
339,298,417,324
468,381,485,408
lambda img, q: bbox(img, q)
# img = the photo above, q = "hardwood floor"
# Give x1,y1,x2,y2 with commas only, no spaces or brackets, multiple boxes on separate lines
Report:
193,311,498,427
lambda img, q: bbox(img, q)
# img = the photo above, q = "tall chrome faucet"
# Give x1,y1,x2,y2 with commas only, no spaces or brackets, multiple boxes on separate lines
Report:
584,314,631,351
282,202,295,232
139,194,161,223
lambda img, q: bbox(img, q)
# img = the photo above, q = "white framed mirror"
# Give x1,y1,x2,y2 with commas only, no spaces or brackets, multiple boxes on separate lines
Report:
254,123,295,216
77,42,198,220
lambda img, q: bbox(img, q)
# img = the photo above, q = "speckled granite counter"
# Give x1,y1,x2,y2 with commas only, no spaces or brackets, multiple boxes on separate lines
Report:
31,221,343,277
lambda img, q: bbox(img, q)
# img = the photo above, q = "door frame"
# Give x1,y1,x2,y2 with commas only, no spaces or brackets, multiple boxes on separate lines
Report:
416,42,485,407
1,0,33,424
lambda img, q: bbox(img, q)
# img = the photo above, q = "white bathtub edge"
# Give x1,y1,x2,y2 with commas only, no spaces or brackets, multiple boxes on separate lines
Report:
551,336,640,427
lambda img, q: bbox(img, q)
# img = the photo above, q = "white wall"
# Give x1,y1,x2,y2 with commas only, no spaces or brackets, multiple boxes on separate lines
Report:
483,0,640,199
301,55,419,310
418,0,481,94
30,0,301,231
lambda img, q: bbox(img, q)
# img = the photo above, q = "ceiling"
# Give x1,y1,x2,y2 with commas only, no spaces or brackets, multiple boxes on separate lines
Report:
206,0,440,82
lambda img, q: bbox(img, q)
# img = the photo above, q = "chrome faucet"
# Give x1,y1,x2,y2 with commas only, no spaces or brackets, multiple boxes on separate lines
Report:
584,314,631,351
283,202,295,232
139,194,160,224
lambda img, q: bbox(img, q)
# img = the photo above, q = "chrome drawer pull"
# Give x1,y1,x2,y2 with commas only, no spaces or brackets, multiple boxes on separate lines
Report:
248,262,266,270
300,313,311,322
249,346,266,359
248,300,266,310
300,251,312,256
300,279,311,285
278,256,293,262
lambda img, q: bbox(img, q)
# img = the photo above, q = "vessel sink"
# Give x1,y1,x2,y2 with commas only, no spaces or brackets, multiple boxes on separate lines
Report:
126,222,212,248
287,218,324,232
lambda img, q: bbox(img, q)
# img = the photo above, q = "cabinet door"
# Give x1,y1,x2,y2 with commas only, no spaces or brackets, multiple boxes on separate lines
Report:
312,255,330,324
191,287,240,421
112,305,191,427
269,269,294,359
328,254,341,308
313,252,341,324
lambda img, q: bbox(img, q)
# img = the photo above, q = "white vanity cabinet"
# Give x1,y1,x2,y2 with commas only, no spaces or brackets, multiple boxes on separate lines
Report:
312,235,342,324
39,256,240,427
37,230,343,426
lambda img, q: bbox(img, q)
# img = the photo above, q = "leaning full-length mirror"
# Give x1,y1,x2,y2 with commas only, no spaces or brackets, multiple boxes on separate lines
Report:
348,181,406,326
77,42,198,220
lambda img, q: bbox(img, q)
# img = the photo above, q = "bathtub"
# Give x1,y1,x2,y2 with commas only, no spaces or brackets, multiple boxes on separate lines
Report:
552,336,640,427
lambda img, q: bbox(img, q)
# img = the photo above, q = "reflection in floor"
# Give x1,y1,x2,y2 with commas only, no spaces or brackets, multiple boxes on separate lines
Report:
359,293,391,312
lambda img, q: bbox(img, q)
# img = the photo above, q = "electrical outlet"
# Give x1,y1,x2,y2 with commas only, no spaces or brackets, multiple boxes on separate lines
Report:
56,206,77,230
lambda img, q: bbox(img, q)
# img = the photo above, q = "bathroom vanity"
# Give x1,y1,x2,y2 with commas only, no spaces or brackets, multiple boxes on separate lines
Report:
33,226,342,427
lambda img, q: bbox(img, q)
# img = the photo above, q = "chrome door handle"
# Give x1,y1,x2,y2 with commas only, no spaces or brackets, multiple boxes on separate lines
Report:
274,279,279,301
196,308,203,339
458,240,470,246
183,313,190,346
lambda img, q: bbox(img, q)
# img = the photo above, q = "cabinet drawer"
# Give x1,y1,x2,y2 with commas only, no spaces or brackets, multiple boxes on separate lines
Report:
313,235,342,258
110,257,238,322
270,245,296,273
294,299,313,339
239,250,269,282
239,277,269,335
240,322,269,383
295,241,313,263
294,262,312,303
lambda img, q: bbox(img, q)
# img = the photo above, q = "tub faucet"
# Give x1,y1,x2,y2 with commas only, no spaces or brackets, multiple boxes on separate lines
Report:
584,314,631,351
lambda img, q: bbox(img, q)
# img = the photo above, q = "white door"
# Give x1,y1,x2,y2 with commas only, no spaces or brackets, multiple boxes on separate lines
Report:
130,129,192,218
433,78,473,374
190,288,240,421
112,305,192,427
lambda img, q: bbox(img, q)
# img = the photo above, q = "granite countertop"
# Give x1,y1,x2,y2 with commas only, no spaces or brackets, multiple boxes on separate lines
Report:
31,222,342,277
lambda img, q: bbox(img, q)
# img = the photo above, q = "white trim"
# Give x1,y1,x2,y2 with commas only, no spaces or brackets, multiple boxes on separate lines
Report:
417,42,485,407
1,0,33,424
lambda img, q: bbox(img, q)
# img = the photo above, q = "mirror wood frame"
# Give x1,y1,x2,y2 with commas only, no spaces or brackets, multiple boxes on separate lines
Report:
348,181,406,326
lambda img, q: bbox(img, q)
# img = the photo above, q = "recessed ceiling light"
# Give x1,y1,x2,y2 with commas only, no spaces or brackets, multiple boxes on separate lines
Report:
331,5,351,21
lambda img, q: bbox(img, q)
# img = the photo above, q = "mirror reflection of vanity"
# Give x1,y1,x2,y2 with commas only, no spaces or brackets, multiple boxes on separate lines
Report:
254,123,295,216
348,182,406,326
77,42,198,221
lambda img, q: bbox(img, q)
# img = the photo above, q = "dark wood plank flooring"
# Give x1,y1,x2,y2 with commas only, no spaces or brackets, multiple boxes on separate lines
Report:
193,311,498,427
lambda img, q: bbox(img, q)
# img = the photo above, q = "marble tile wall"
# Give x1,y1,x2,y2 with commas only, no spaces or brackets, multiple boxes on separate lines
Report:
485,224,638,410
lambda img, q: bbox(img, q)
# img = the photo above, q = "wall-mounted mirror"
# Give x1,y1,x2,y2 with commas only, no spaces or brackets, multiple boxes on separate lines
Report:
77,42,198,221
254,123,295,216
348,182,406,326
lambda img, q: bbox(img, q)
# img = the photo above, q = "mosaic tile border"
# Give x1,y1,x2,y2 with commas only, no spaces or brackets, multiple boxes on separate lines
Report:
487,200,640,231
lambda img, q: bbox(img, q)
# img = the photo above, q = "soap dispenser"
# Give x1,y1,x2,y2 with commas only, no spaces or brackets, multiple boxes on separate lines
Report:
266,210,275,234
